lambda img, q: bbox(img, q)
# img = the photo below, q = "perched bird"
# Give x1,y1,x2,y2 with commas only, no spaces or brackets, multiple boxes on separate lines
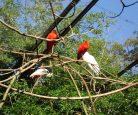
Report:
43,30,59,53
30,68,53,79
77,40,100,74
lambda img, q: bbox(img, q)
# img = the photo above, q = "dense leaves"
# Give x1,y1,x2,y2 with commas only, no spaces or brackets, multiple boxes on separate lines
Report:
0,0,138,115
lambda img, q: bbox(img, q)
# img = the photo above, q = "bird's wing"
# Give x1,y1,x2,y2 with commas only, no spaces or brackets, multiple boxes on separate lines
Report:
30,69,44,76
88,63,100,74
30,71,37,77
82,52,100,74
83,53,98,65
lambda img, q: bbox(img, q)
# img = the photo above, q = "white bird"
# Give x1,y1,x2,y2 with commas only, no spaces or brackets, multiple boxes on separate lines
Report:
30,68,53,79
77,41,100,75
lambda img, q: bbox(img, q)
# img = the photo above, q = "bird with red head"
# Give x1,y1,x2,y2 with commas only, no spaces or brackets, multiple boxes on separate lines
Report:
77,40,100,75
77,40,90,59
44,30,59,54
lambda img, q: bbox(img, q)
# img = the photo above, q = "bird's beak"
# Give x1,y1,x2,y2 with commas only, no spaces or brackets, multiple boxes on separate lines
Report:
47,73,53,77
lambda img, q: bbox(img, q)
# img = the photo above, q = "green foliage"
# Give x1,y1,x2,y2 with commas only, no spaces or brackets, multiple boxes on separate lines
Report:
0,0,138,115
96,84,138,115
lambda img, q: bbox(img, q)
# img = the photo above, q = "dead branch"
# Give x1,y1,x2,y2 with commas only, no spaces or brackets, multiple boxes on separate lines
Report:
66,67,88,115
0,82,137,100
0,19,60,42
110,0,138,18
0,62,36,108
31,0,80,51
0,48,45,56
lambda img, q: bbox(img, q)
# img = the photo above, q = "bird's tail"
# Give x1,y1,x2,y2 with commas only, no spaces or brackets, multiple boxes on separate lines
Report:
88,63,100,75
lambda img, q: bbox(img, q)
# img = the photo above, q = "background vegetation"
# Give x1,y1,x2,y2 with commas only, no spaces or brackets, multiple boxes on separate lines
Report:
0,0,138,114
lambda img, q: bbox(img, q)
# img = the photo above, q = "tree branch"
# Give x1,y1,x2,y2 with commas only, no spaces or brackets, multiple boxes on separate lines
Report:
0,19,60,42
0,82,137,100
110,0,138,18
66,67,88,115
31,0,80,51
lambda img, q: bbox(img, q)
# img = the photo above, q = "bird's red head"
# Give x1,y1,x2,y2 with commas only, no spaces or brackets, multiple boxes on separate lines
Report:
44,30,59,54
47,30,59,40
77,40,90,59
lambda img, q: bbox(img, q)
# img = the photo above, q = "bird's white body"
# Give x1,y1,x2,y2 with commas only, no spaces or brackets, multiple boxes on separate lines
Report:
82,52,100,74
30,69,53,79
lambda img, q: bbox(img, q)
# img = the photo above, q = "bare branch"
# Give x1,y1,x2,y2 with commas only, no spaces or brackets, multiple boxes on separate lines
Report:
110,0,138,18
0,82,137,100
49,0,60,34
54,1,76,19
0,61,36,108
110,6,124,18
0,74,17,108
123,0,138,7
66,67,88,115
31,0,80,51
0,48,45,56
60,0,99,37
0,19,60,42
68,64,97,115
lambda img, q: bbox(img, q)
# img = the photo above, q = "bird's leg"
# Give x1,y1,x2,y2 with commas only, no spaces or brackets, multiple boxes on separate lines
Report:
51,45,54,54
31,77,41,93
89,72,96,92
81,81,84,91
49,61,53,86
93,79,96,92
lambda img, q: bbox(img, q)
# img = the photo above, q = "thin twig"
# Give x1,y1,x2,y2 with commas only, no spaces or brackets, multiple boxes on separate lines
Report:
66,67,88,115
0,73,18,108
31,77,41,93
0,19,60,42
0,71,14,76
48,0,60,34
69,65,97,115
54,1,76,19
110,0,138,18
0,61,37,108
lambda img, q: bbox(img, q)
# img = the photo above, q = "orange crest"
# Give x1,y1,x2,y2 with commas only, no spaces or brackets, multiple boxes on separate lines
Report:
45,30,59,54
77,41,90,59
47,30,59,40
